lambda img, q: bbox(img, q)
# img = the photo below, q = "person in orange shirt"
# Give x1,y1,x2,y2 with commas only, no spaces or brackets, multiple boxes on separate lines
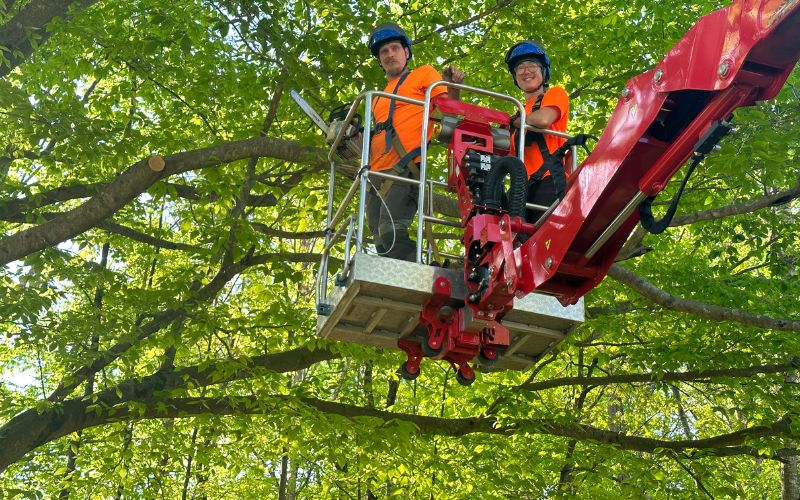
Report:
365,22,463,261
506,41,570,221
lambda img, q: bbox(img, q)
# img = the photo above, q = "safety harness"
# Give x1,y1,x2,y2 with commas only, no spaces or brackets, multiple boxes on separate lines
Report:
371,71,422,196
515,93,568,199
511,93,596,204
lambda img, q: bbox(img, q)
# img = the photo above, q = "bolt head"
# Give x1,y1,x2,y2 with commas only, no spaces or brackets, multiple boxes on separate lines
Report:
621,87,632,99
718,62,730,78
545,257,553,270
654,69,664,83
499,219,506,229
487,312,494,319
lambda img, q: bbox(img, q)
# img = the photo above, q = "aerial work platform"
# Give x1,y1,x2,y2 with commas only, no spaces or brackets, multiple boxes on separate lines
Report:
312,0,800,383
318,253,584,372
311,81,587,379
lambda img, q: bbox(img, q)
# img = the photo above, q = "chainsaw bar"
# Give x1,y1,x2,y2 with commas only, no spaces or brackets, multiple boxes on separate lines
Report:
290,89,362,161
290,89,329,132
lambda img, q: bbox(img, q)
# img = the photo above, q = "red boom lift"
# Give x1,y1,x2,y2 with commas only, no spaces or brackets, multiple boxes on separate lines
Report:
316,0,800,385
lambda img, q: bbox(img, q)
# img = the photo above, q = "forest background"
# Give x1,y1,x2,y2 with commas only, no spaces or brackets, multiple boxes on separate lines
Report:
0,0,798,498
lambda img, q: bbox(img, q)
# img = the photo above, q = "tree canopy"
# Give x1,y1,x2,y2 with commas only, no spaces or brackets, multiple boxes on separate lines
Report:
0,0,798,497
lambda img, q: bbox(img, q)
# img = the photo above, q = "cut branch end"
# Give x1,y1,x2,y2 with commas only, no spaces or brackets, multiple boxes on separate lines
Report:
147,156,165,172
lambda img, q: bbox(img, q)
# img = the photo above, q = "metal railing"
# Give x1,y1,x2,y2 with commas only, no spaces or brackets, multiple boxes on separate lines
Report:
316,82,582,312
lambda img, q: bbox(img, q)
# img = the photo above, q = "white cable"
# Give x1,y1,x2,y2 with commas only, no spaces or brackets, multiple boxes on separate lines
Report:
365,174,397,256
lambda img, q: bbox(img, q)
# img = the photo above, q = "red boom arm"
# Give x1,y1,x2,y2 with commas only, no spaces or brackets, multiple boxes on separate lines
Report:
407,0,799,382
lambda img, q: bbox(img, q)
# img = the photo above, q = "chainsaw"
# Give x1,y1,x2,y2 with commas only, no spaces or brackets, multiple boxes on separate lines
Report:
290,89,362,161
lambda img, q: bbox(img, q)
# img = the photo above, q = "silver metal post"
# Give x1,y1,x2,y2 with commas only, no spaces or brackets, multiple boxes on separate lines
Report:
317,159,336,304
571,145,578,175
584,191,648,260
355,92,374,254
416,89,433,263
416,81,527,262
343,215,355,265
328,176,362,233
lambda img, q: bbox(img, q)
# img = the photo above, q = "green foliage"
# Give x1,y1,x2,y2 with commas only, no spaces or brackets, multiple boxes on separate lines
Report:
0,0,797,497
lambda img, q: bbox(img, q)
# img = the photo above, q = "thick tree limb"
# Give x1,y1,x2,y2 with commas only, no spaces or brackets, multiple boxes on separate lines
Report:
0,346,336,473
136,398,799,459
0,136,326,265
0,180,281,221
2,391,795,474
521,361,799,391
0,0,98,79
0,182,103,219
608,264,800,332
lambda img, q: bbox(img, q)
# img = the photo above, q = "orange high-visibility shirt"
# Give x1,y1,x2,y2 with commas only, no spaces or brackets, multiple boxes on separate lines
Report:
511,86,570,177
369,65,447,171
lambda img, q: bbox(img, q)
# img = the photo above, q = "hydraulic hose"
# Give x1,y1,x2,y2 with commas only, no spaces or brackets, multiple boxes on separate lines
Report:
638,155,701,234
482,156,528,219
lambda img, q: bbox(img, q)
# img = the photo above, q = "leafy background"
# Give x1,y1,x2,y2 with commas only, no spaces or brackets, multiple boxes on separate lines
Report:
0,0,798,498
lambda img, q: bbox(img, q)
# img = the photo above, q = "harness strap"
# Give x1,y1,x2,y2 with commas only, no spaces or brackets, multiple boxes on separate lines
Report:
525,93,568,198
370,71,429,198
527,93,549,174
371,71,412,154
377,154,420,197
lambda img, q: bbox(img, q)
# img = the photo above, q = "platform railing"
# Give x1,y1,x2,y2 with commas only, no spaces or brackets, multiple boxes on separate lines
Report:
316,84,581,313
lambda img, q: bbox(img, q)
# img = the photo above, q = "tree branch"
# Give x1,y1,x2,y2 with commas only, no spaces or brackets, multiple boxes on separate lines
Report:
45,250,324,402
251,221,325,240
97,220,199,252
0,136,326,265
413,0,519,44
0,0,99,79
0,180,282,220
0,346,337,473
608,264,800,331
618,178,800,261
520,360,799,391
2,392,794,474
671,178,800,227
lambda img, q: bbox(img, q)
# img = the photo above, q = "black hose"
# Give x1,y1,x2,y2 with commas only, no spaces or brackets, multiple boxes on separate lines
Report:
638,155,701,234
482,156,528,218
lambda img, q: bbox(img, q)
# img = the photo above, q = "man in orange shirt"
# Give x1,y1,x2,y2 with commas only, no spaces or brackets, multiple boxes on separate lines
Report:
506,41,570,221
365,22,463,261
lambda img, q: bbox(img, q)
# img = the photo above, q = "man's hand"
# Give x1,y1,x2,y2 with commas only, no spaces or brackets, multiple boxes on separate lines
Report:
442,65,465,84
442,65,464,100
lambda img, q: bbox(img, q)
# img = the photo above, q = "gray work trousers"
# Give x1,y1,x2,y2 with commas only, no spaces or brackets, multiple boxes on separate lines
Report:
365,171,419,262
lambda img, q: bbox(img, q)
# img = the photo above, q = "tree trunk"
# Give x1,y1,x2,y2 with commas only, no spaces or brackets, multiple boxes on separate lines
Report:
287,456,298,500
181,426,201,500
782,446,799,500
278,453,290,500
58,242,109,499
783,370,800,499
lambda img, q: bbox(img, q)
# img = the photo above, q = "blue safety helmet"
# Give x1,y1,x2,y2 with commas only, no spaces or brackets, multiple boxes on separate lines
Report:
368,22,413,60
505,41,551,86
